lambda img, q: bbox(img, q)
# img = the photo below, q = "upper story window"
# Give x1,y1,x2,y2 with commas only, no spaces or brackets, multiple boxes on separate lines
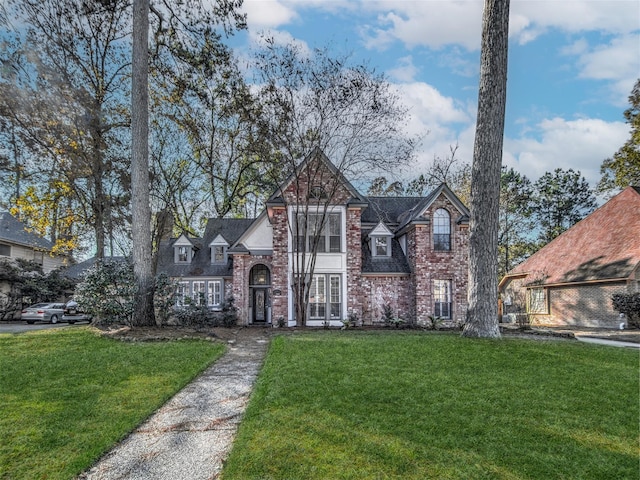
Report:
372,236,392,257
295,212,341,253
175,245,192,263
212,245,226,264
0,243,10,256
433,209,451,251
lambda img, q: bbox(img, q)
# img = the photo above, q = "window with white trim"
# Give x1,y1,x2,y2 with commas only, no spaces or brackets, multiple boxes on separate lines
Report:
207,280,222,307
176,281,190,306
175,245,191,263
295,213,341,253
212,245,226,264
433,209,451,251
528,287,548,314
433,279,452,319
193,281,206,306
372,236,391,257
309,274,341,321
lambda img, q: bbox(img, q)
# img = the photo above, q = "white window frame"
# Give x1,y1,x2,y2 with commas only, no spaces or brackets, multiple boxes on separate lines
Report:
433,279,452,319
295,212,342,253
212,245,226,264
433,209,451,251
192,281,206,306
528,287,548,314
176,281,190,306
175,245,191,263
309,274,342,321
207,280,223,307
372,236,392,257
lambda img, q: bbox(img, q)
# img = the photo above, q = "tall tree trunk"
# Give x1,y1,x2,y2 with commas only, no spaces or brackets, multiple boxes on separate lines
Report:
131,0,155,326
463,0,510,338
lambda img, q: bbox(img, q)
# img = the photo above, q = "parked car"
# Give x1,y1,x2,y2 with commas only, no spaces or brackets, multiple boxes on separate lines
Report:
22,303,66,324
62,300,92,324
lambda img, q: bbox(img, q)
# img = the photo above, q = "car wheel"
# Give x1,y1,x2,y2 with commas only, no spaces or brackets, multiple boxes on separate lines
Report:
50,315,58,324
27,321,35,324
68,320,75,324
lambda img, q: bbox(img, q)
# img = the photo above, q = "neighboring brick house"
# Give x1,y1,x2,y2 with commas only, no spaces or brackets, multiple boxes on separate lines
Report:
499,186,640,328
157,149,470,327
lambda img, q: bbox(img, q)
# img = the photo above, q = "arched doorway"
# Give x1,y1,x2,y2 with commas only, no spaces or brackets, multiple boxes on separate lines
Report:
249,264,271,324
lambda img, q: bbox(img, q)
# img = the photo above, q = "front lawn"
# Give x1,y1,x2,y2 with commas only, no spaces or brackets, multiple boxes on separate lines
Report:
0,327,225,480
223,332,639,479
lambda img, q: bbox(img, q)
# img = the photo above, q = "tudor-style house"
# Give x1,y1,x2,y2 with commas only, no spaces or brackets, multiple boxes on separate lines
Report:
157,149,470,327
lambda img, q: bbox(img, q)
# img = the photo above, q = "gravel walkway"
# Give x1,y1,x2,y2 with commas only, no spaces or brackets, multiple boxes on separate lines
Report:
77,327,271,480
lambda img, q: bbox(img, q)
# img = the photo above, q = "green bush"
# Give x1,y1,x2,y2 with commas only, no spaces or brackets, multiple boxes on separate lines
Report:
612,293,640,328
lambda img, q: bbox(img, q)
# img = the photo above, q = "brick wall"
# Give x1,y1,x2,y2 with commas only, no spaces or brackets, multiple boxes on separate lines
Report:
501,277,630,328
361,275,412,325
269,207,289,324
346,207,363,320
408,195,469,326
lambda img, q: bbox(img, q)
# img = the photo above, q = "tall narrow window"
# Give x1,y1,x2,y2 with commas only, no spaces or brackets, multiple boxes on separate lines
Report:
208,280,222,307
330,275,341,319
193,281,205,305
433,209,451,251
176,281,189,306
309,275,326,319
434,280,451,319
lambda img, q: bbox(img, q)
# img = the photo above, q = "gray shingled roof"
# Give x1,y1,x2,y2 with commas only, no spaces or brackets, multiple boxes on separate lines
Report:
62,256,127,280
0,211,54,250
361,197,423,225
157,218,254,278
361,231,411,274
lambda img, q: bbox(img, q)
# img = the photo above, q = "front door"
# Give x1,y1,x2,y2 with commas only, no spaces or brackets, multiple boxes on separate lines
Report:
252,288,268,323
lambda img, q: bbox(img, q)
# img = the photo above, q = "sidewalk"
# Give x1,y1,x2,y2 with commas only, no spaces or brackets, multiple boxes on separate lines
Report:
77,327,271,480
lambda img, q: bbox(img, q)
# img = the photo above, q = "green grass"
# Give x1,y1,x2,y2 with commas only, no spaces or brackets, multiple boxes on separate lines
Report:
223,332,639,480
0,327,225,480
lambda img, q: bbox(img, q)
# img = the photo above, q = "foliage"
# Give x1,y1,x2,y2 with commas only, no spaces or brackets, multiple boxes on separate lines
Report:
532,168,596,244
224,333,638,479
498,166,535,277
74,260,137,325
0,258,74,319
598,79,640,194
0,328,224,480
612,293,640,328
170,296,238,327
153,272,177,325
425,314,443,330
381,303,404,327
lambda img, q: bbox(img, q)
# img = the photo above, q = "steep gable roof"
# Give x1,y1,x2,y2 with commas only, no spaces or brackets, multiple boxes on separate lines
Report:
505,186,640,285
266,147,368,206
0,211,53,250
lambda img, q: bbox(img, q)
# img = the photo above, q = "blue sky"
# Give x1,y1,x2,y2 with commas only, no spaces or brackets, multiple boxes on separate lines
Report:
235,0,639,189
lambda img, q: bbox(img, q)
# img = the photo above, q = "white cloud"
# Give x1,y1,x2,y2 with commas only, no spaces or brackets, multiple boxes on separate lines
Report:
573,34,640,105
503,117,629,185
388,56,419,83
241,0,298,29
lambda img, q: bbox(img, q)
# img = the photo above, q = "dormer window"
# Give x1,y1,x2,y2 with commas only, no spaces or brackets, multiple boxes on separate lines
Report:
213,245,227,264
369,222,393,258
173,234,195,264
176,246,191,263
373,236,391,257
210,234,229,264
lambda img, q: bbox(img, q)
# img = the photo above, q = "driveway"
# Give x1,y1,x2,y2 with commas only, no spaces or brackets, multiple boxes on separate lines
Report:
0,321,81,334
